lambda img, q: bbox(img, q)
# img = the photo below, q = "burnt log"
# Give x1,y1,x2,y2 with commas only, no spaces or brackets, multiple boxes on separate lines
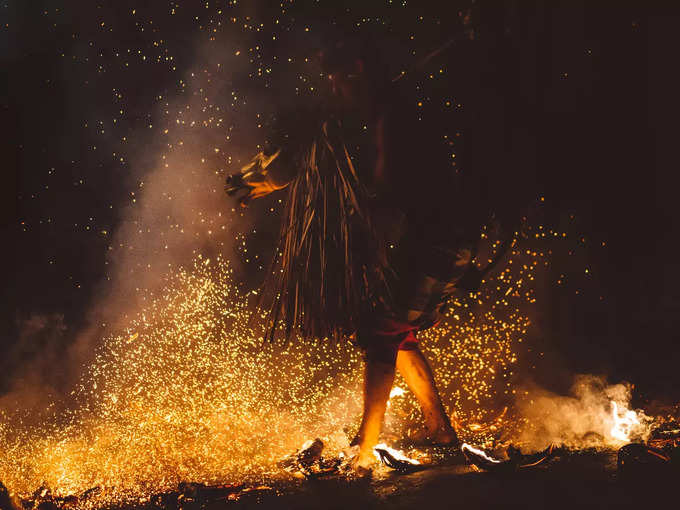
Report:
374,447,425,473
462,444,555,473
278,438,341,478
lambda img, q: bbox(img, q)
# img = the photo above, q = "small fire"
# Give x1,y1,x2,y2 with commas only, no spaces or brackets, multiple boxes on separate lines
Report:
372,443,420,465
610,401,641,443
461,443,502,463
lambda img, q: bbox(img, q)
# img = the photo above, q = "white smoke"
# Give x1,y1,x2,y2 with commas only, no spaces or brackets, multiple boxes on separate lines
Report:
513,374,653,450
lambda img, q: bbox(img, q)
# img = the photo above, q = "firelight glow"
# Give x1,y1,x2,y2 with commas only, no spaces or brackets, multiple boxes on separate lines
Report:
373,443,421,465
610,401,642,443
461,443,502,463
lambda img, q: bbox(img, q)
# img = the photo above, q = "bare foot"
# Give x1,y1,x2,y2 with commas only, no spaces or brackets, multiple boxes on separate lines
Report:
351,449,376,476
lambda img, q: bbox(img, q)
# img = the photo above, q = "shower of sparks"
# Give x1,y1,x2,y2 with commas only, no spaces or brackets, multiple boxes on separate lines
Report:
4,1,605,505
0,255,363,501
0,230,564,504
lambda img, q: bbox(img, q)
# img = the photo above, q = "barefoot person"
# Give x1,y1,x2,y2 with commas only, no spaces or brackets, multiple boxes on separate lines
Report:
226,40,486,469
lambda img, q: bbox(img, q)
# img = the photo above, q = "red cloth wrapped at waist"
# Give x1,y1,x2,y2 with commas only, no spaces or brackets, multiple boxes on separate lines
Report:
368,317,421,351
356,316,442,363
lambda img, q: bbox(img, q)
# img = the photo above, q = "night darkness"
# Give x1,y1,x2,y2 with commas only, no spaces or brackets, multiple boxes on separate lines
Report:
2,0,680,489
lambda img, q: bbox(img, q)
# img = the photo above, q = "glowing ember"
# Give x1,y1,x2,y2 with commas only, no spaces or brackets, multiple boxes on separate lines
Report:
373,443,420,465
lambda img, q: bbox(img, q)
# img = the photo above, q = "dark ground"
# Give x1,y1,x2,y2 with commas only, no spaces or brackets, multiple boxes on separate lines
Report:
273,455,666,510
146,451,675,509
3,448,676,510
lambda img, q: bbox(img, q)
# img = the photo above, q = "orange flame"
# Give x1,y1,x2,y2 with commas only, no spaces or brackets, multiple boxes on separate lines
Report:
610,401,641,443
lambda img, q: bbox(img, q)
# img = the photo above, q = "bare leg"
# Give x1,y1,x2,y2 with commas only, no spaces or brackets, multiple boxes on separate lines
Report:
396,347,458,444
354,357,397,468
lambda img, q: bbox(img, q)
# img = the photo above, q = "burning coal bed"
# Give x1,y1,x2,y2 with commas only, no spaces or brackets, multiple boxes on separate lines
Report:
3,413,679,510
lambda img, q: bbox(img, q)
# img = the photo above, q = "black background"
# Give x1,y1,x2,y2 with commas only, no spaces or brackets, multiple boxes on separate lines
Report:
2,1,679,401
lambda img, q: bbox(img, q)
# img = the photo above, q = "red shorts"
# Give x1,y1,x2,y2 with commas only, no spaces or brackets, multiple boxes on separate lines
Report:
357,316,427,363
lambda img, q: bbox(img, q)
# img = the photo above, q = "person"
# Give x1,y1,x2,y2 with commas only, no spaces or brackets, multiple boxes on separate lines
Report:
226,40,487,470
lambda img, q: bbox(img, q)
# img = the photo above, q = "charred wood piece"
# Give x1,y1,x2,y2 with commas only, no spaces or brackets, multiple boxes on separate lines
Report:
176,481,244,508
296,438,324,469
648,420,680,450
618,421,680,477
278,438,342,478
373,447,425,473
617,443,676,478
172,481,273,507
462,444,555,473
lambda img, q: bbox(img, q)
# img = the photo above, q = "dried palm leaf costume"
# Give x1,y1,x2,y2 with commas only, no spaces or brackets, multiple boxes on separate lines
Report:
260,116,390,342
229,100,487,360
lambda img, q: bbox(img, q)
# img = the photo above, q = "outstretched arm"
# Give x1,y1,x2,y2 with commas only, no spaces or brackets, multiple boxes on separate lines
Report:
225,148,294,206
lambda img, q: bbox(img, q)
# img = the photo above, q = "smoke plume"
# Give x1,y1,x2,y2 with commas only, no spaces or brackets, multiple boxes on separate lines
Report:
512,374,652,450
